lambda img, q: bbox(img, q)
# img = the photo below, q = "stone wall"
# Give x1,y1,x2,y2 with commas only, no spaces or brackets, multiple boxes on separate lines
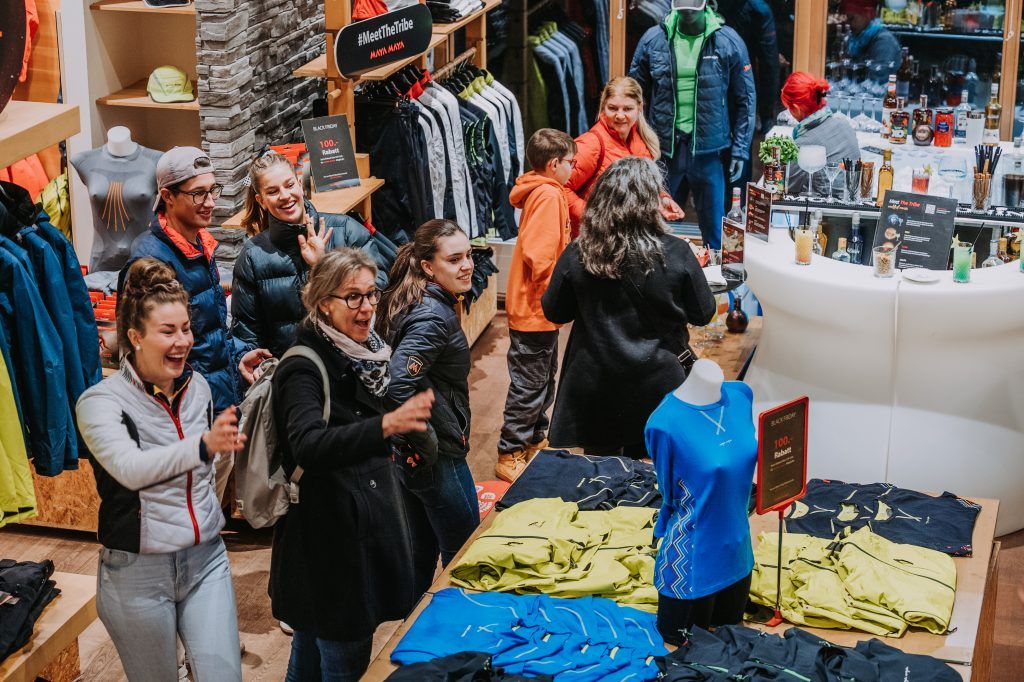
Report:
194,0,325,264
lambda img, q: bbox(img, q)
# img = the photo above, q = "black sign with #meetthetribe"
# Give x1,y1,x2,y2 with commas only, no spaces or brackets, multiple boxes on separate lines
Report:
334,4,434,78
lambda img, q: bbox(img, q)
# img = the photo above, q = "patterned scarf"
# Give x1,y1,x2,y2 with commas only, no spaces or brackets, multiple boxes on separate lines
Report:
315,319,391,397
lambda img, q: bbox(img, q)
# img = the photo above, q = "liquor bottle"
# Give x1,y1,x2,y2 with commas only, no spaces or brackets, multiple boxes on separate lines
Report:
981,236,1002,267
876,149,894,206
927,66,945,105
943,0,957,29
910,60,924,102
882,76,898,139
832,237,852,262
896,48,912,100
998,237,1012,263
726,187,744,224
963,59,980,106
848,212,864,264
954,90,972,144
890,98,910,145
913,94,934,146
725,296,749,333
984,83,1001,144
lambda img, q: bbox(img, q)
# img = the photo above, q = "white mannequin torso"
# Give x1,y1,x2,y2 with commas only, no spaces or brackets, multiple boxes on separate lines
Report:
673,358,725,405
105,126,138,158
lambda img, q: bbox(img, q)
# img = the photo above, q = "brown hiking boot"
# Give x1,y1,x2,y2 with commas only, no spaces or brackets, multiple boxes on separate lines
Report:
524,438,549,462
495,451,529,483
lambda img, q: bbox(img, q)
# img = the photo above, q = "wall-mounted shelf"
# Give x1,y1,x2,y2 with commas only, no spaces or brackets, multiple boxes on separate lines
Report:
96,80,199,111
431,0,501,36
220,177,385,229
0,101,80,169
294,33,447,81
90,0,196,15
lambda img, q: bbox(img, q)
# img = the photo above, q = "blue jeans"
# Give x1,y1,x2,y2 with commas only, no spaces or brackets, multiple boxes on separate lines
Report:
664,133,726,250
96,538,241,682
285,631,372,682
401,456,480,595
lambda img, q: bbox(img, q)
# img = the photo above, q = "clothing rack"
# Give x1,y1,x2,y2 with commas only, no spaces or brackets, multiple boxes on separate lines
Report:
434,47,479,80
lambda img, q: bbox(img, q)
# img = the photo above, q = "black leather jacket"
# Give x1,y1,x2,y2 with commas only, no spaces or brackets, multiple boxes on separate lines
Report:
385,283,471,461
231,202,390,357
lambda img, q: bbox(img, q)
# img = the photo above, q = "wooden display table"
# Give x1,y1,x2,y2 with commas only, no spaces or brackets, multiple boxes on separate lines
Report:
0,102,79,170
0,572,97,682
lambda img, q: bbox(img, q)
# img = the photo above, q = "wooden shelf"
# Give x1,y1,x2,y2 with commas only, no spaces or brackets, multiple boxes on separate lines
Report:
0,101,80,169
293,33,446,81
96,80,199,111
90,0,196,15
431,0,501,36
220,177,385,229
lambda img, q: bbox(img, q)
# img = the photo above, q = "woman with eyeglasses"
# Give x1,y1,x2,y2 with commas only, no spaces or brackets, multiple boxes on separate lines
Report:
232,151,397,360
564,77,685,237
376,219,479,597
270,248,433,681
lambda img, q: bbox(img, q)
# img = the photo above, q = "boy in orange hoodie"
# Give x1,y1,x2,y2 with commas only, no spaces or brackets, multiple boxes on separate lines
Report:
496,129,576,483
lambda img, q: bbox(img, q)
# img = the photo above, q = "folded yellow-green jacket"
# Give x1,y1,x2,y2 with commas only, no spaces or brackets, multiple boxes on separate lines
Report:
449,499,659,610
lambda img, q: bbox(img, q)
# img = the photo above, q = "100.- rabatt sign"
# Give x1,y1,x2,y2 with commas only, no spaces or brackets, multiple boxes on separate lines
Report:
334,4,434,78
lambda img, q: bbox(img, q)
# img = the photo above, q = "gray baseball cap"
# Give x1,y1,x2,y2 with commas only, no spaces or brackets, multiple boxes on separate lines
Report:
154,146,214,210
672,0,707,9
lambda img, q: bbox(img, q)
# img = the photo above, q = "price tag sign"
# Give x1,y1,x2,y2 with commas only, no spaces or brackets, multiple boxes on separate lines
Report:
756,396,809,514
301,115,361,193
746,183,772,242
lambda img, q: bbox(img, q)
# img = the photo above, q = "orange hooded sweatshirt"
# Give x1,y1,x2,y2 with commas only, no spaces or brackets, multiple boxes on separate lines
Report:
506,172,571,333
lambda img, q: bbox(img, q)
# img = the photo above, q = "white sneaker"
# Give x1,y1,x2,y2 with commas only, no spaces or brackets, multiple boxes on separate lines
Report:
178,663,188,680
279,621,294,636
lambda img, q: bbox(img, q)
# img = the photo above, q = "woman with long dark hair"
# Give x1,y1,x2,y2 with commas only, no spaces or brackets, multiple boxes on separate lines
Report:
542,156,717,459
377,219,479,595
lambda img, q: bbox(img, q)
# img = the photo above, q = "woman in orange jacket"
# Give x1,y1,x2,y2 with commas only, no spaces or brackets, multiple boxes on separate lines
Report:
564,77,684,236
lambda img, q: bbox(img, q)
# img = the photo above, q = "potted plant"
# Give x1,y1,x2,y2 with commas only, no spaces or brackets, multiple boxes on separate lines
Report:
759,136,800,196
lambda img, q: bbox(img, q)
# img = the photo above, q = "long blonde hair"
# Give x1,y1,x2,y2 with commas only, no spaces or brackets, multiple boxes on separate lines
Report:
240,152,299,237
599,77,661,160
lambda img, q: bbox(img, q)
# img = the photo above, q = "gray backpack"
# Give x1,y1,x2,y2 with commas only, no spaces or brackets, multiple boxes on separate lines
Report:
234,346,330,528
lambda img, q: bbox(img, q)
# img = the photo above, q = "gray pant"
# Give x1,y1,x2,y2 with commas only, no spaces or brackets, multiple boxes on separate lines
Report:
96,537,242,681
499,330,559,454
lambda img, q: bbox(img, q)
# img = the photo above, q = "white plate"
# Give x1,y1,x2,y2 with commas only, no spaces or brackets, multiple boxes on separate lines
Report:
902,268,939,284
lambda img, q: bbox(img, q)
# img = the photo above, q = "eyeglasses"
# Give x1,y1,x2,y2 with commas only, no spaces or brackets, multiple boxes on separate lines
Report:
561,158,577,169
172,184,224,205
328,289,382,310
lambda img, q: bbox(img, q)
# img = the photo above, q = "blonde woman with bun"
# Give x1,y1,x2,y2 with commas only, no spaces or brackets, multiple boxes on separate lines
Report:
563,76,684,236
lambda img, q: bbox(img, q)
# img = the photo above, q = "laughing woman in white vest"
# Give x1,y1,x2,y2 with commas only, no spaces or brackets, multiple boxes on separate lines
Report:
75,258,246,681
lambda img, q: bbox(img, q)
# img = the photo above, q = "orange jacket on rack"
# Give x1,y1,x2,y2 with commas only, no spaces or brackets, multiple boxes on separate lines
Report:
563,118,654,236
506,172,570,333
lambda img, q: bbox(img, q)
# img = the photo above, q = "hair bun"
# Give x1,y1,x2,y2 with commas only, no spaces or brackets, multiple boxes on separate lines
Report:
124,258,181,295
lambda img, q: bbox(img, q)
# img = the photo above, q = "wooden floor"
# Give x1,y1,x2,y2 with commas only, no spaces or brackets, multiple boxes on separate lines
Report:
1,313,1022,680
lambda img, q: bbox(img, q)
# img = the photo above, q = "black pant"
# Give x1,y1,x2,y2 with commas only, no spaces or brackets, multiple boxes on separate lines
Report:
498,330,559,455
657,572,752,646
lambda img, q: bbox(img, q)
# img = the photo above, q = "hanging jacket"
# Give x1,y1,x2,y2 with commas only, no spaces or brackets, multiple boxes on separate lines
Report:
385,283,471,461
76,360,223,554
564,117,656,232
629,9,755,161
231,202,390,358
506,172,570,332
0,350,35,527
122,214,243,411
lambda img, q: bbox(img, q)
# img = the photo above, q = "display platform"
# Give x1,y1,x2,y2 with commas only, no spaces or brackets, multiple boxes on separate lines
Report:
744,229,1024,535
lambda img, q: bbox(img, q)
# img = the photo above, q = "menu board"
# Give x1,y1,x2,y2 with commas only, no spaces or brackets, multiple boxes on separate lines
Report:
746,183,772,242
722,217,745,279
301,115,361,192
334,4,434,78
756,397,809,514
872,191,957,271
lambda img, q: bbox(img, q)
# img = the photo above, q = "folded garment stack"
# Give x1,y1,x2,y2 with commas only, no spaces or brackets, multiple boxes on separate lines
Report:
391,588,666,681
497,449,660,512
749,526,957,637
427,0,483,23
450,498,659,610
0,559,61,663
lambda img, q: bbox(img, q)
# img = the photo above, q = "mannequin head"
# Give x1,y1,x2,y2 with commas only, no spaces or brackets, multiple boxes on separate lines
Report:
241,151,306,236
781,71,830,121
674,358,725,405
105,126,137,157
598,77,661,158
118,258,192,396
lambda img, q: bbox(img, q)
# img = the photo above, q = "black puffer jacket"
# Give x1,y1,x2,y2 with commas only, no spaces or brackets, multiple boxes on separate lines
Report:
231,202,392,357
385,283,471,461
269,323,416,641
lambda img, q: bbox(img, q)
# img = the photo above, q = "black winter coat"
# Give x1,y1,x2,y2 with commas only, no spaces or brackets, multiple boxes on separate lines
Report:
231,202,392,358
541,234,716,452
268,324,416,641
385,283,471,461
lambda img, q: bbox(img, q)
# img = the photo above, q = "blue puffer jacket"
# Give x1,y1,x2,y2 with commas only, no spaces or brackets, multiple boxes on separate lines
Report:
121,215,243,411
629,11,756,161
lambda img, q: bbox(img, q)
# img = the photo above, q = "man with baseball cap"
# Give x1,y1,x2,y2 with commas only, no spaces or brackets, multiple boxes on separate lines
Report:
842,0,901,67
121,146,271,414
629,0,756,250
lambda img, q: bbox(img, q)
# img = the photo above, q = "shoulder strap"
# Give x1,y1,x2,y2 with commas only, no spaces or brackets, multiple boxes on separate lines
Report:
279,345,331,487
577,131,606,197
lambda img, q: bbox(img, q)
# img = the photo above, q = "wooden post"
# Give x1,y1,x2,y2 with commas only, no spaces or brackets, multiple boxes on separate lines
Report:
466,13,488,68
1000,0,1022,140
793,0,827,77
608,0,626,79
